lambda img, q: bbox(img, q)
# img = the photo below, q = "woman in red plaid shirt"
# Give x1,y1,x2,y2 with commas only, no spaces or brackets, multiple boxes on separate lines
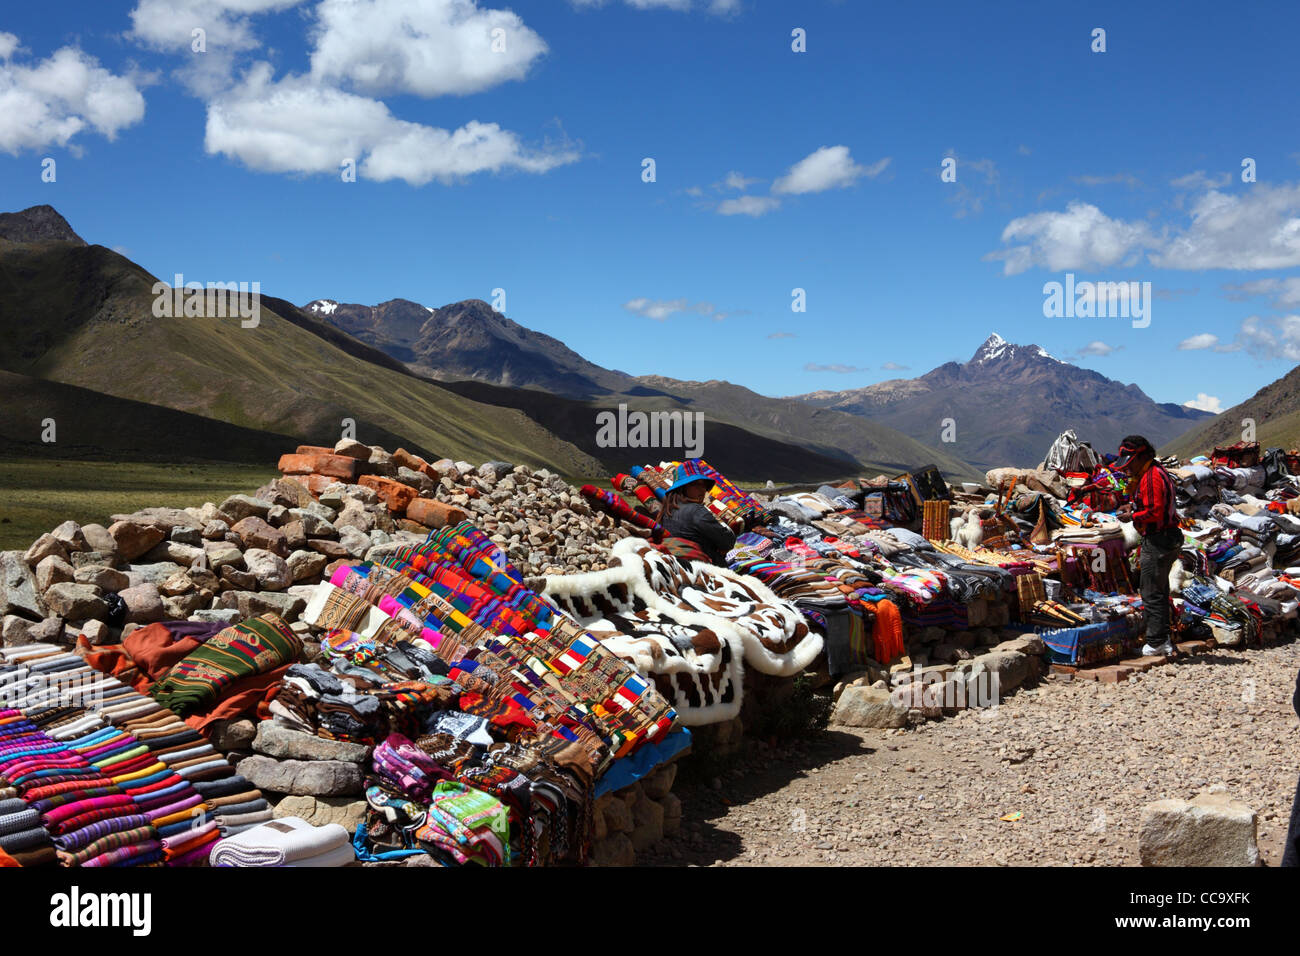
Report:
1114,435,1182,657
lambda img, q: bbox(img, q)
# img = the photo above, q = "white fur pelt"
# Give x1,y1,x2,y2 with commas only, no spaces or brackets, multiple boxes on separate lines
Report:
540,538,823,726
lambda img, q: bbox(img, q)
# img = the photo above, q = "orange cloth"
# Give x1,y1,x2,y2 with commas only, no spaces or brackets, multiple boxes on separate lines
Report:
183,663,292,735
871,599,905,666
0,848,18,867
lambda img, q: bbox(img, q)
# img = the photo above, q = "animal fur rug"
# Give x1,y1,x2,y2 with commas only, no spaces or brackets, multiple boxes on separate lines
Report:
540,537,823,725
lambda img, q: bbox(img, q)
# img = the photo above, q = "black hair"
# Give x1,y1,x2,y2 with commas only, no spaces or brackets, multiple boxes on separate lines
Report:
659,489,688,521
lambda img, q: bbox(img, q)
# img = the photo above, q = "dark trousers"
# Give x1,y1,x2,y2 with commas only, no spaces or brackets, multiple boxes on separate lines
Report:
1284,773,1300,867
1139,526,1182,644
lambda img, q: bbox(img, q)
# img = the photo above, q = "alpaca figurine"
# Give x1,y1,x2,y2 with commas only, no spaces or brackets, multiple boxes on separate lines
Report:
1168,560,1188,595
951,511,983,550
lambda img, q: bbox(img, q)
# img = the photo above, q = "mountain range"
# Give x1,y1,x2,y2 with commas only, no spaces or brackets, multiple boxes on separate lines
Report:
1,204,1250,484
304,290,1217,471
0,205,943,482
790,334,1215,470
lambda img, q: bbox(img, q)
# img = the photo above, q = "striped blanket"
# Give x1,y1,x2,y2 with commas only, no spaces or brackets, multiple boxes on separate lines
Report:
150,615,302,717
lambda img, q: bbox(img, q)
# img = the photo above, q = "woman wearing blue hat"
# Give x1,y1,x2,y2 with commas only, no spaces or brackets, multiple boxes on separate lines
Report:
660,462,736,565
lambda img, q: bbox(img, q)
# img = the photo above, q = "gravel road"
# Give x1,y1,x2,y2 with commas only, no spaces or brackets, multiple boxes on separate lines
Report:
645,640,1300,866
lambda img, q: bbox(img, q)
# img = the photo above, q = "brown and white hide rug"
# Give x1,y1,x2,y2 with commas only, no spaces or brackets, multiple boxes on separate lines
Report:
539,537,823,725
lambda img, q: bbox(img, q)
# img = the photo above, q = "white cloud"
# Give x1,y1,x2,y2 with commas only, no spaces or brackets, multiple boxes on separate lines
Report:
0,43,147,154
1170,170,1231,191
772,146,886,195
128,0,306,96
1184,393,1223,413
624,297,729,321
572,0,739,10
1152,184,1300,270
129,0,304,52
992,182,1300,274
204,64,577,184
805,362,868,373
1230,314,1300,361
1178,333,1219,350
1223,276,1300,308
717,195,780,217
718,170,760,191
1076,340,1118,356
768,331,795,339
880,361,910,370
308,0,547,97
1072,172,1141,188
987,201,1158,275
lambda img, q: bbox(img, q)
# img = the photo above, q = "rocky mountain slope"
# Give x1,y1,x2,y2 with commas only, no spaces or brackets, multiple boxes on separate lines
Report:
791,334,1212,469
1165,363,1300,457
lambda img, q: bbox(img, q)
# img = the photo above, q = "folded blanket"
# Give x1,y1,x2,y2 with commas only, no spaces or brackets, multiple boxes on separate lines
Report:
151,615,302,717
209,816,350,867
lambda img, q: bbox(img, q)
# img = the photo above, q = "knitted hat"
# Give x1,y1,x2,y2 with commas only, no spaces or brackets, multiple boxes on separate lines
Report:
667,460,715,494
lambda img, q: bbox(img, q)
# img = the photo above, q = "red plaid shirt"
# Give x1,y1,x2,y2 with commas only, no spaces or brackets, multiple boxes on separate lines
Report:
1130,462,1178,534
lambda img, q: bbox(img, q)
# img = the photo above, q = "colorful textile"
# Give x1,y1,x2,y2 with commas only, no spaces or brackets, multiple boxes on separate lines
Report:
150,615,302,717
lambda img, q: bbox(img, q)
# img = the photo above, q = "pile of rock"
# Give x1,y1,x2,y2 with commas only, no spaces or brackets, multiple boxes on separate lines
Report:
0,439,641,651
590,760,683,866
276,441,634,577
237,722,370,810
831,632,1047,728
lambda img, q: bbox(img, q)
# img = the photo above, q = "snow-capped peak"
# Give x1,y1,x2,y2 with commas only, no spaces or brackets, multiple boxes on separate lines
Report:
972,332,1064,365
308,299,338,316
976,332,1009,361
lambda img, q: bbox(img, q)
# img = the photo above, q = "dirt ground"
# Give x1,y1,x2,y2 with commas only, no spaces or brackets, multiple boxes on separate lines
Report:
644,640,1300,866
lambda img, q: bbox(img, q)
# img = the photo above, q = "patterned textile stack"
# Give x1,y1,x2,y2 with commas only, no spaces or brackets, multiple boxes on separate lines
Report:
297,520,682,866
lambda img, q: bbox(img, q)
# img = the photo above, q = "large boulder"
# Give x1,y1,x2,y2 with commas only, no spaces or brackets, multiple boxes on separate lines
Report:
272,795,367,832
286,550,328,583
0,551,45,619
50,521,89,553
202,540,244,571
1139,790,1261,867
218,495,274,523
43,582,108,621
109,508,203,532
833,685,908,728
243,548,292,591
337,526,370,558
79,524,119,558
230,516,289,557
252,722,372,762
108,521,166,561
35,554,75,593
237,755,362,797
23,534,67,566
218,590,306,620
119,584,164,624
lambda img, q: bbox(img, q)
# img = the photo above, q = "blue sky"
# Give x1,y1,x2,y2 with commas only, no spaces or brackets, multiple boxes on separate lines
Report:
2,0,1299,414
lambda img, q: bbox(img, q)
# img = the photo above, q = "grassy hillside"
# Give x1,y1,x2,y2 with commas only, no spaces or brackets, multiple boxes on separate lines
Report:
0,238,605,475
1164,364,1300,458
628,378,982,480
0,458,277,551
